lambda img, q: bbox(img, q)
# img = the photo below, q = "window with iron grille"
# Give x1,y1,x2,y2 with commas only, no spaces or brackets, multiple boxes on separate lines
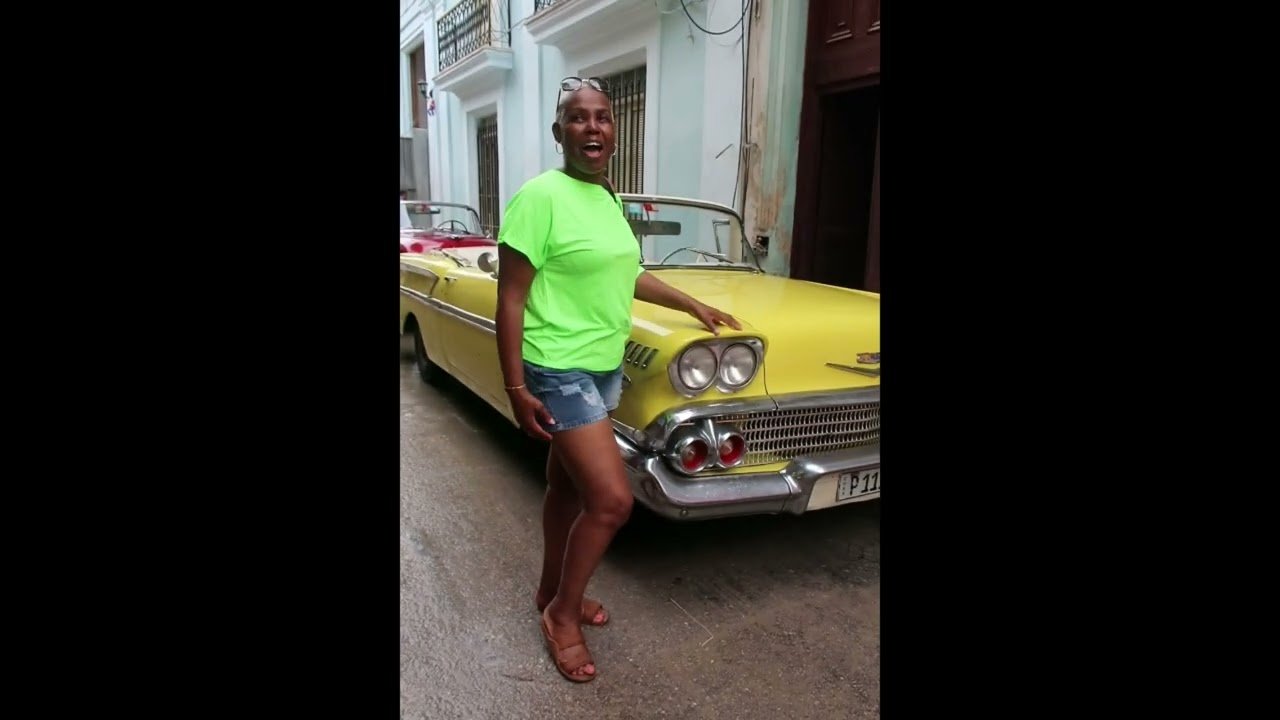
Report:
601,65,646,193
477,114,500,235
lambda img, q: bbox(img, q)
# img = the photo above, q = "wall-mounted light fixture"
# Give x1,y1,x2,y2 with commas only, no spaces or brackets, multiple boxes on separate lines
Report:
417,80,429,98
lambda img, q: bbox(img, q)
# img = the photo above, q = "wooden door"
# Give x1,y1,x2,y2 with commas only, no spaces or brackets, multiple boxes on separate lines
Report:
812,0,881,86
791,0,881,291
804,85,880,290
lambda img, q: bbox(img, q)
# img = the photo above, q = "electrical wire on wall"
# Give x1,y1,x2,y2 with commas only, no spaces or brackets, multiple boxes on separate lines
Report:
679,0,749,36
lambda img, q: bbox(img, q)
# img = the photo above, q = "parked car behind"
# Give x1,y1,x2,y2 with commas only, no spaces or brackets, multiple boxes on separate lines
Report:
400,200,496,254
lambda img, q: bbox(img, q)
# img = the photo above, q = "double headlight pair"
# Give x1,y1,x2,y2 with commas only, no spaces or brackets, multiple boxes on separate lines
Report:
668,338,764,397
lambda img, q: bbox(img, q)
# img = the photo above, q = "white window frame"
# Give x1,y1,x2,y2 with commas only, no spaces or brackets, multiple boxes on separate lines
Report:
462,88,505,215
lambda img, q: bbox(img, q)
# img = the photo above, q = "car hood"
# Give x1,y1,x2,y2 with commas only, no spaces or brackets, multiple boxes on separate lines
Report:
633,269,880,396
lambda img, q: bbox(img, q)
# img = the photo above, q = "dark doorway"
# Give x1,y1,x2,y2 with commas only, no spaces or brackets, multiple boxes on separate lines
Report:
807,83,880,291
791,0,880,292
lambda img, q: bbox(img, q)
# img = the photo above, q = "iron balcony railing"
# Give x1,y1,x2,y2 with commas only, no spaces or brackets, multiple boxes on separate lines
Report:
533,0,560,11
437,0,510,72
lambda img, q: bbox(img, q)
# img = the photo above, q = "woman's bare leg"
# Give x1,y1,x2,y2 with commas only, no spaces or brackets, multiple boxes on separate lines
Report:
542,418,634,678
536,446,580,604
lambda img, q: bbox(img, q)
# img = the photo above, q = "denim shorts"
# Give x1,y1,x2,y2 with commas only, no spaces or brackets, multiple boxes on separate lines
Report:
523,360,624,433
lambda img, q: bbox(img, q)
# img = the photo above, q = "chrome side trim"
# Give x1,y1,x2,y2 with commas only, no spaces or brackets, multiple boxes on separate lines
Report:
431,299,496,334
398,287,496,335
774,386,879,411
400,287,432,305
399,263,440,280
826,362,880,378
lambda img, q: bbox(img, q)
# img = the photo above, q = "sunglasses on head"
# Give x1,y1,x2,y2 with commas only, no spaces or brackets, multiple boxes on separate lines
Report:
556,76,610,112
560,76,609,93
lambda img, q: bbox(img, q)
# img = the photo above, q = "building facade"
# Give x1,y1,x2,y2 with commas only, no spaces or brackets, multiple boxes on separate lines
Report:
400,0,881,291
400,0,434,200
401,0,750,232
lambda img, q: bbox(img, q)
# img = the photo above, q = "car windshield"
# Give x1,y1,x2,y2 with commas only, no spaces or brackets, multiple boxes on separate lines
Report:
401,201,485,236
621,196,761,271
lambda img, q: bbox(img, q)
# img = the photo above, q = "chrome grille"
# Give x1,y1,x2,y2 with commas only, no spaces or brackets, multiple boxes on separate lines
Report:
713,402,879,466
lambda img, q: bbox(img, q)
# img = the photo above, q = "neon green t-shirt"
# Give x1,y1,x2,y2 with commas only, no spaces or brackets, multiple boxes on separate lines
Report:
498,169,644,372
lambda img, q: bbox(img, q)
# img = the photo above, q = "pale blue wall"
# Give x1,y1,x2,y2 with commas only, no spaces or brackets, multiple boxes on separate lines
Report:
500,53,523,206
655,6,706,198
649,4,709,262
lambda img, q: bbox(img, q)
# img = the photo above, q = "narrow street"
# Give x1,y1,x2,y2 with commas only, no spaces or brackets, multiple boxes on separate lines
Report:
400,339,881,719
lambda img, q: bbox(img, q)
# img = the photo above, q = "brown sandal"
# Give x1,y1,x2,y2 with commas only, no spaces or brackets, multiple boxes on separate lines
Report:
534,592,610,627
540,607,596,683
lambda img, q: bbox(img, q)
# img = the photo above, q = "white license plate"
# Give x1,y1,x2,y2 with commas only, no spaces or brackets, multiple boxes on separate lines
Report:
836,468,880,502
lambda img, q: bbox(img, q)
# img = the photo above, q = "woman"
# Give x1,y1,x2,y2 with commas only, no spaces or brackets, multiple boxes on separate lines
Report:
495,76,740,683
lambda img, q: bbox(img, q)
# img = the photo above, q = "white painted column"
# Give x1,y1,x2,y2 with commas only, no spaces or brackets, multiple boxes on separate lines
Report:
517,0,544,187
400,52,412,138
425,9,449,203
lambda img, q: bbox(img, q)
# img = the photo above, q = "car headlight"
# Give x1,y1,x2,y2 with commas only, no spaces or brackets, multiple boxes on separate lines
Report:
677,345,717,392
668,338,764,397
718,343,756,389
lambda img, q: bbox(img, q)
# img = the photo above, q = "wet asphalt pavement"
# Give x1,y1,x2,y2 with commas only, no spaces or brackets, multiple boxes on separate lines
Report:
400,337,880,719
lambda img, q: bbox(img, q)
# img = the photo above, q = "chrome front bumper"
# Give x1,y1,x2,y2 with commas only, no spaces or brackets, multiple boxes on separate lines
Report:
614,431,880,521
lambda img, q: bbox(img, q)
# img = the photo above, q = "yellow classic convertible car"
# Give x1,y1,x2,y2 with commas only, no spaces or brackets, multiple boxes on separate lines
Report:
399,193,879,521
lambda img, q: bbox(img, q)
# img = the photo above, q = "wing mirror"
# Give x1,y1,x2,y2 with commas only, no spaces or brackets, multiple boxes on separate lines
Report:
477,251,498,277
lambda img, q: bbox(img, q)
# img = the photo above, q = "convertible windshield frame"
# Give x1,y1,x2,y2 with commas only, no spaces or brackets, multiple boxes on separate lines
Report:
619,193,763,272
